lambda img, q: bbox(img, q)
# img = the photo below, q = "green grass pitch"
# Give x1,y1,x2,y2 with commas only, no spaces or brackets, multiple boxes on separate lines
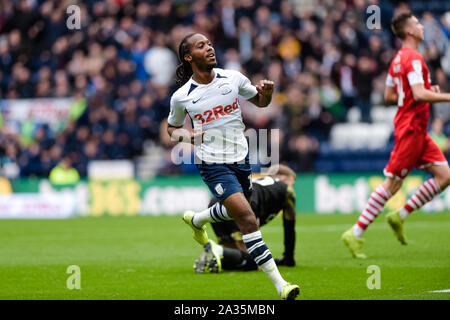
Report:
1,212,449,300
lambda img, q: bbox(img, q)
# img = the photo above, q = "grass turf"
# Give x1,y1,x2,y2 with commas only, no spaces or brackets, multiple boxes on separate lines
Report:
0,212,449,300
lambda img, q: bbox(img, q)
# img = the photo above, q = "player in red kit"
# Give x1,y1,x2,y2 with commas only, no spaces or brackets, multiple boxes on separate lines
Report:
342,12,450,259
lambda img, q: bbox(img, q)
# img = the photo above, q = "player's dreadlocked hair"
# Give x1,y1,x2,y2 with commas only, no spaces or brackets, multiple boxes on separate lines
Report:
391,11,414,39
175,33,196,86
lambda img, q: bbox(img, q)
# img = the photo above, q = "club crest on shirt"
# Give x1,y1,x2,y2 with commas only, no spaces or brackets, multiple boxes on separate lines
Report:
412,60,422,73
219,83,232,95
215,183,224,195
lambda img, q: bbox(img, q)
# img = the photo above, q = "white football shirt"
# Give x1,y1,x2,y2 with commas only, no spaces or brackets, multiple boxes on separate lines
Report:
168,68,258,163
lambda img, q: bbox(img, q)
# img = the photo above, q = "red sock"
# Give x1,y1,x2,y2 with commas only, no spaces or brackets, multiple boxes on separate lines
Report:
356,185,392,230
402,178,440,215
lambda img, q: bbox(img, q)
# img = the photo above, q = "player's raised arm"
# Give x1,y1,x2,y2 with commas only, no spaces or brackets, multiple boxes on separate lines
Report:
248,79,274,108
410,83,450,103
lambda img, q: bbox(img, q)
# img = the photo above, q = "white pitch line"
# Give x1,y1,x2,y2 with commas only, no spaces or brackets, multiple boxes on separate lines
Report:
429,289,450,293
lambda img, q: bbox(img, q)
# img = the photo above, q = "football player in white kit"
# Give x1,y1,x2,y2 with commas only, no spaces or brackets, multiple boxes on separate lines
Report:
166,33,300,300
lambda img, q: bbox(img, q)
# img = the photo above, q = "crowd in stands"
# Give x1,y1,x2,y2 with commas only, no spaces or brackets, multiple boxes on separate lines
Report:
0,0,449,177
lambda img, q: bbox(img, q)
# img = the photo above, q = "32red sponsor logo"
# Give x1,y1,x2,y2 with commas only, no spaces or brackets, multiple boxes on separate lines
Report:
193,98,239,124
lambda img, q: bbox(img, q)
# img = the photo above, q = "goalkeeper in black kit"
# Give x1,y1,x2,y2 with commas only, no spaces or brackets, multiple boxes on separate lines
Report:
194,164,297,273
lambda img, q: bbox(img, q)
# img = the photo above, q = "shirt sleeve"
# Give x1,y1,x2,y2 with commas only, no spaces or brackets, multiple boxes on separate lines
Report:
385,73,394,87
405,55,425,86
167,96,187,127
236,71,258,99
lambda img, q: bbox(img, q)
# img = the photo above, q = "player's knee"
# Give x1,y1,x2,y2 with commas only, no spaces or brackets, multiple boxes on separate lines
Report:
440,175,450,190
384,179,402,195
443,169,450,189
392,183,402,194
434,169,450,190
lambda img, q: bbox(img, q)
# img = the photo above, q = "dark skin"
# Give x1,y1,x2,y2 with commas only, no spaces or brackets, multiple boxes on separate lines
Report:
167,33,275,236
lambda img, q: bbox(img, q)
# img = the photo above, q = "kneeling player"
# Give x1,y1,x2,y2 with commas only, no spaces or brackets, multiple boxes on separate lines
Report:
193,164,297,273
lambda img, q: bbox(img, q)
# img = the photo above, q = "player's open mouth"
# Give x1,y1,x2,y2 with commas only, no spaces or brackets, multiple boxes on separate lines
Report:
207,53,215,59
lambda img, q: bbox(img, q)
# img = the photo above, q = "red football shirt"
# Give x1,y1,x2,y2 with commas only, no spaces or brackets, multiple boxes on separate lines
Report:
386,47,432,136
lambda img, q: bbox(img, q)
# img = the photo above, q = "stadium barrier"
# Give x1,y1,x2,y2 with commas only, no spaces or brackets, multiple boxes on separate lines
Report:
0,193,76,219
0,98,73,135
3,173,450,218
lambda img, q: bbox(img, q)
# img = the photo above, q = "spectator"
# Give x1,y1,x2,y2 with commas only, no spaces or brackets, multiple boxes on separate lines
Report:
144,32,178,87
331,53,357,113
49,156,80,185
432,68,450,122
0,0,448,177
354,55,377,123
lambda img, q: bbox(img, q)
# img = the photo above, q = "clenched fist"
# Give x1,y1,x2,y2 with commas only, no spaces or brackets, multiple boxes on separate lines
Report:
255,79,274,97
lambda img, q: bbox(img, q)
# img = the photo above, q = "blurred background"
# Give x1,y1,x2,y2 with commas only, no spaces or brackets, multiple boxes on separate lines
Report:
0,0,449,217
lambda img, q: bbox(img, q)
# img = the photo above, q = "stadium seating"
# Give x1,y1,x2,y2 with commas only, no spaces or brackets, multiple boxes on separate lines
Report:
0,1,449,177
